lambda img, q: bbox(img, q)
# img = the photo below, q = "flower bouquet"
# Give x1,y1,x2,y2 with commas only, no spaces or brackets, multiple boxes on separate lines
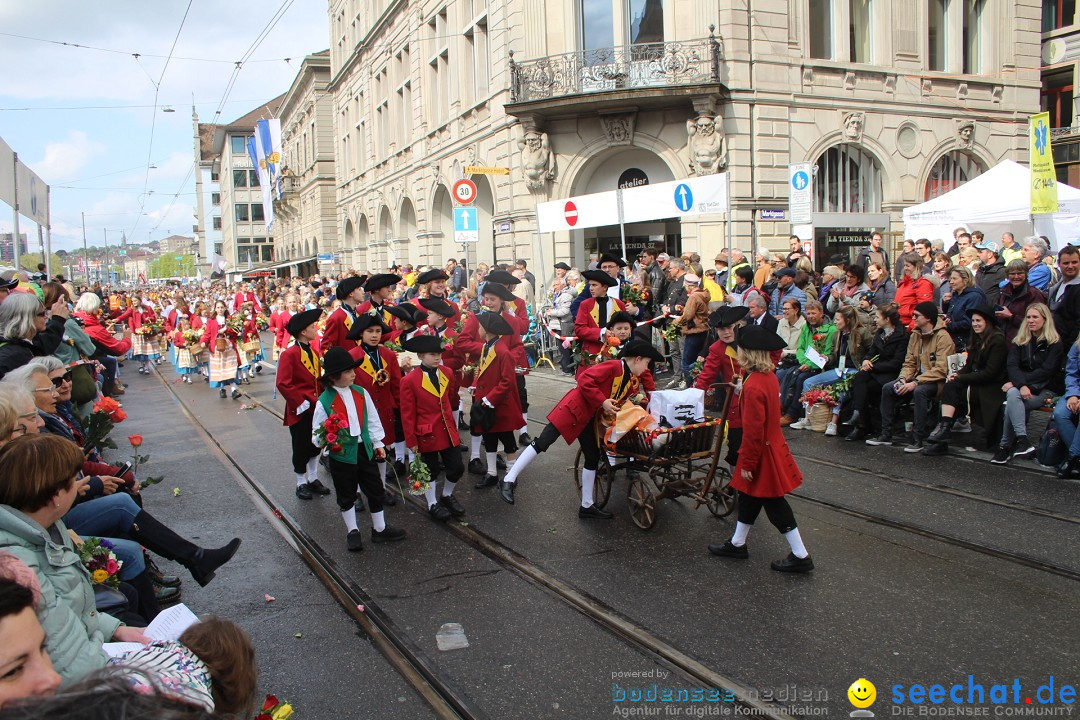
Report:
384,338,403,353
622,285,650,308
406,455,431,496
800,387,838,432
255,694,294,720
77,537,123,588
689,358,704,379
181,329,202,345
225,315,246,336
82,397,126,454
800,387,839,407
314,412,348,453
662,320,681,343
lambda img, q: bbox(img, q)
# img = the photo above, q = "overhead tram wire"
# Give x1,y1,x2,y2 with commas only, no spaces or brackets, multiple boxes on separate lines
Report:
0,30,300,65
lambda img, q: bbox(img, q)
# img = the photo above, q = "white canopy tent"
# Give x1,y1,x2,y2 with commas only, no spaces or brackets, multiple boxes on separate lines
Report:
902,159,1080,251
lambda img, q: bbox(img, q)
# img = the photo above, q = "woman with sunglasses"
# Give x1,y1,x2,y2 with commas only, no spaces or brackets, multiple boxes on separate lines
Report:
0,292,71,381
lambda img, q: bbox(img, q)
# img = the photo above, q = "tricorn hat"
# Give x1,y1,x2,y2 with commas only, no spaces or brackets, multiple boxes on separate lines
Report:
618,339,663,363
321,346,363,378
345,312,392,340
737,324,786,351
582,270,617,287
285,308,322,336
402,335,444,354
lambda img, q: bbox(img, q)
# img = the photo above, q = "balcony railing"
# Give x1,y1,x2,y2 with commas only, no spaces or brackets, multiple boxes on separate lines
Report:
509,33,722,104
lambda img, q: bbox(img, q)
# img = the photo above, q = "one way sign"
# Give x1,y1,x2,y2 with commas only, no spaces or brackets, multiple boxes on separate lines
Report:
454,207,479,244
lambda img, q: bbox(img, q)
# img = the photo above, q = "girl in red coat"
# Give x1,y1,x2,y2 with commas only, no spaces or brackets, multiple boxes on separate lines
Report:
346,314,402,506
200,300,242,399
707,324,814,573
499,340,662,515
469,312,524,492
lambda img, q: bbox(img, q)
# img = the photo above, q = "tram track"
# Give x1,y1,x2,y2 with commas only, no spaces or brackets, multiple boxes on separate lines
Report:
153,370,800,720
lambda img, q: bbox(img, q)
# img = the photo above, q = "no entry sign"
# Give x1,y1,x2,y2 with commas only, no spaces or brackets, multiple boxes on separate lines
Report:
564,201,578,226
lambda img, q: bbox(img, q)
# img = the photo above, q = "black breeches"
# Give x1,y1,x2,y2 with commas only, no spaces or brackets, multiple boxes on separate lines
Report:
421,446,464,484
737,495,798,534
328,457,384,513
532,422,602,470
289,414,319,474
724,427,743,468
517,375,529,411
483,431,518,454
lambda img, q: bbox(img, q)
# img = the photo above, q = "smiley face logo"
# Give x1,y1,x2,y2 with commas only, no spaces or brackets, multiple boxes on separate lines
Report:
848,679,876,708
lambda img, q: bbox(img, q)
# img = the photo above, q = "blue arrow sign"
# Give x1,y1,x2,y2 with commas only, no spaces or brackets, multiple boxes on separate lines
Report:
454,207,478,232
674,184,693,212
792,171,809,191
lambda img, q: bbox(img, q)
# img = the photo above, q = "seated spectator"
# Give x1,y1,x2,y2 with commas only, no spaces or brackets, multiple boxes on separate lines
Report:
863,262,896,309
894,257,934,330
923,306,1007,453
745,294,778,333
974,241,1007,307
1021,236,1053,292
0,293,70,381
930,253,953,303
0,672,216,719
827,264,871,320
779,300,837,426
1052,337,1080,478
0,575,62,707
941,266,987,352
39,284,95,392
769,268,806,316
792,306,872,436
866,301,954,451
990,303,1063,464
843,304,908,441
776,298,805,363
817,265,844,305
996,260,1047,343
1047,244,1080,348
72,292,130,398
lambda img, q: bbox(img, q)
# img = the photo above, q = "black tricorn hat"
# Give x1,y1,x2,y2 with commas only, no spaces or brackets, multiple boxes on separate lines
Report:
335,276,365,300
598,252,627,268
618,339,663,363
606,311,636,328
346,313,391,340
481,282,516,301
478,312,513,336
582,269,617,287
402,335,444,354
321,346,363,378
709,305,750,328
416,268,449,285
285,308,322,336
363,273,399,292
484,269,520,286
385,304,422,325
737,324,786,351
419,297,455,317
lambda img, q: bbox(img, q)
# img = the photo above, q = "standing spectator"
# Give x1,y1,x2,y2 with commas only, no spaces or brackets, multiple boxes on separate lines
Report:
1021,237,1053,292
447,258,467,293
866,301,954,451
948,232,973,265
712,252,729,290
1048,245,1080,348
843,304,908,441
726,249,751,291
673,274,710,387
855,231,891,276
638,249,664,315
999,232,1023,264
547,277,576,375
929,252,952,303
894,240,919,282
914,239,935,276
893,256,935,329
769,268,806,316
996,260,1047,343
660,259,689,385
940,266,987,352
514,259,536,292
974,240,1008,306
785,235,806,268
864,262,896,309
753,249,773,289
990,303,1063,464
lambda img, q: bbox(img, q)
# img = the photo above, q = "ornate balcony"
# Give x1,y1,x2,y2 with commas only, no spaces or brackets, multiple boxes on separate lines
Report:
508,33,722,108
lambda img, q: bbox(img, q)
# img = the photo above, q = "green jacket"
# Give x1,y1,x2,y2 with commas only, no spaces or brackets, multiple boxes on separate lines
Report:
795,321,838,370
53,318,96,365
317,386,374,464
0,505,118,685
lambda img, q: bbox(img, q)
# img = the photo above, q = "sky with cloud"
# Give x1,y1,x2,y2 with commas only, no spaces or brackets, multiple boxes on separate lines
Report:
0,0,329,255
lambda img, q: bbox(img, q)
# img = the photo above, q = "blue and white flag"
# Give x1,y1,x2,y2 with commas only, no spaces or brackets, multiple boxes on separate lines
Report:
248,135,274,234
256,119,283,199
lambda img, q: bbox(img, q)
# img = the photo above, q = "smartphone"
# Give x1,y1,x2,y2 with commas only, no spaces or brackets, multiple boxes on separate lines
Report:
114,461,133,478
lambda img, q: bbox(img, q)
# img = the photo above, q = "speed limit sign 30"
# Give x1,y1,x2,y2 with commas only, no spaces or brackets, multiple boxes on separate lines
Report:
452,179,477,205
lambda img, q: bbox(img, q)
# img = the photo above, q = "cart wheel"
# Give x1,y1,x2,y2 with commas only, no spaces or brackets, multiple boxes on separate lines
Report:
627,475,657,530
574,451,613,510
705,469,737,518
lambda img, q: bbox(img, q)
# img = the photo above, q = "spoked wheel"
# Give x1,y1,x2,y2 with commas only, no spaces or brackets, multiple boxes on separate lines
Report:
705,478,738,518
573,450,614,509
627,475,657,530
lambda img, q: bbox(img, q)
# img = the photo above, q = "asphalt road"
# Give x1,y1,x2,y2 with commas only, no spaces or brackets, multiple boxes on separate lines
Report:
106,351,1080,719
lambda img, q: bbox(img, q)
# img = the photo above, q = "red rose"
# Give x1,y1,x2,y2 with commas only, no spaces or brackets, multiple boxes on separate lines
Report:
128,434,143,448
326,433,338,444
262,696,278,711
330,444,343,453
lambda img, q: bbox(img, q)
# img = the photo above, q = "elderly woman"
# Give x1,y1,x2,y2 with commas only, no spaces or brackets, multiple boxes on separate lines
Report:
71,292,130,399
827,264,871,319
0,293,70,381
547,277,577,375
996,260,1047,343
1021,236,1052,292
0,434,152,684
940,265,987,352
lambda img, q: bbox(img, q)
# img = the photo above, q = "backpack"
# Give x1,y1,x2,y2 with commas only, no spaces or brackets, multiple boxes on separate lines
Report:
1036,416,1067,467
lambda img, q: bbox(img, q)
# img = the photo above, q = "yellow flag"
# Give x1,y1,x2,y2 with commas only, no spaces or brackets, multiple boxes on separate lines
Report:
1030,112,1059,214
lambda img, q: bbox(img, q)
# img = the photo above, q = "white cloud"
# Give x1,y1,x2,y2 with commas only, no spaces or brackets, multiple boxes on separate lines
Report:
34,131,107,183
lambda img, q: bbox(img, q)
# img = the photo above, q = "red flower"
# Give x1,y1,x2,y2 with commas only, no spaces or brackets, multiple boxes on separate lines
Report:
326,433,338,444
128,434,143,448
605,335,622,347
330,444,343,453
262,695,278,711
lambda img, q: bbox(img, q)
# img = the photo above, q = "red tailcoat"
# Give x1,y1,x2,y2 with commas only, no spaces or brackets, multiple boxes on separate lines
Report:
694,342,783,429
356,301,397,344
320,306,359,353
430,325,463,410
472,339,524,433
729,371,803,498
231,291,261,313
546,359,638,443
347,344,401,443
274,343,321,427
575,297,626,354
457,310,528,371
408,296,461,328
400,365,461,453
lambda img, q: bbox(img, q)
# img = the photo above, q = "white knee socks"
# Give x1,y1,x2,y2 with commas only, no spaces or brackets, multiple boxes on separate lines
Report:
442,479,456,497
521,412,528,426
784,528,809,559
424,483,437,507
503,444,537,485
471,436,482,460
296,473,308,488
580,468,596,508
731,522,752,546
485,452,498,477
306,456,319,484
370,510,386,532
378,461,388,489
341,509,358,533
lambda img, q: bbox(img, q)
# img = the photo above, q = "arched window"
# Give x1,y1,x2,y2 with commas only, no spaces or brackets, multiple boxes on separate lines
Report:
814,144,883,213
924,151,985,200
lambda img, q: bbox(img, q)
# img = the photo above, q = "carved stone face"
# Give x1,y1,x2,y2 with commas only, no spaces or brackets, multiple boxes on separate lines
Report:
844,113,863,138
525,135,541,150
695,119,714,136
958,125,973,142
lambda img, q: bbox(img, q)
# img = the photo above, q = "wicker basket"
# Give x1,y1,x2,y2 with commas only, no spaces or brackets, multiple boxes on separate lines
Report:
242,340,261,353
215,338,228,352
188,343,205,356
806,403,833,432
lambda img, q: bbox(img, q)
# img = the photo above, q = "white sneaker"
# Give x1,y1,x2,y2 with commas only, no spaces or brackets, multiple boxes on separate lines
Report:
790,418,810,430
825,422,837,436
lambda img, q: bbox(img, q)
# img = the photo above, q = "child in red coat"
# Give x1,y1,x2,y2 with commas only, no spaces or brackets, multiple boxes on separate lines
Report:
706,325,814,573
469,312,525,491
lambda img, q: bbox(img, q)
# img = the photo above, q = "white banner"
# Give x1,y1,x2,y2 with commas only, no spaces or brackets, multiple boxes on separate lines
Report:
621,173,728,223
16,161,49,226
536,190,619,233
0,137,13,209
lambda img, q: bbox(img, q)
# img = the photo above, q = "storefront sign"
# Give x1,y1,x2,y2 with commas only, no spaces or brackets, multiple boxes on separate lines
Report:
617,168,649,189
825,231,872,246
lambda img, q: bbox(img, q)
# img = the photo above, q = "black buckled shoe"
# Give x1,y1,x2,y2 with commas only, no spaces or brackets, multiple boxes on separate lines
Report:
499,480,516,505
346,530,364,552
372,525,407,543
468,458,485,476
518,432,532,447
475,474,498,490
428,503,452,522
770,553,814,573
307,479,331,495
438,494,466,517
578,504,614,519
707,540,749,559
295,483,313,500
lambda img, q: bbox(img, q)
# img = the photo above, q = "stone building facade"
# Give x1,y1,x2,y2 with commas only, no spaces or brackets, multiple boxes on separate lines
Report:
326,0,1042,278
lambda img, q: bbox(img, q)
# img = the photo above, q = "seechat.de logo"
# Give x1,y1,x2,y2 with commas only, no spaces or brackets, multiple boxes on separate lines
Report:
849,678,877,718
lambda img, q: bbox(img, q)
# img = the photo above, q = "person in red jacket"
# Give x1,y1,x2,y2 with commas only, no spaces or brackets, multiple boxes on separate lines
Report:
268,295,294,360
399,335,463,522
482,270,531,444
357,273,400,332
706,324,814,573
346,313,401,506
274,308,332,500
895,256,935,330
230,284,262,314
604,313,655,397
469,311,525,493
575,270,627,356
419,297,465,431
499,340,662,514
200,300,242,400
320,276,366,353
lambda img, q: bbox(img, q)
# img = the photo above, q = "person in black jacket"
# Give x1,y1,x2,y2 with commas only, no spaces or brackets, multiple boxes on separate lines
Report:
974,241,1007,307
842,303,908,441
0,292,70,381
854,231,890,276
923,306,1008,453
990,302,1064,464
1047,245,1080,348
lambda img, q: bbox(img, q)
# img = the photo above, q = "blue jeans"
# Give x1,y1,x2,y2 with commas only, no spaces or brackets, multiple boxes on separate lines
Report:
682,333,707,382
1052,397,1080,458
64,493,140,537
802,369,854,416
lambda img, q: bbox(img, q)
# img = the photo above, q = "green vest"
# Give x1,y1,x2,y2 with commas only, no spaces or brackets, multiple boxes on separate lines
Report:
317,385,374,464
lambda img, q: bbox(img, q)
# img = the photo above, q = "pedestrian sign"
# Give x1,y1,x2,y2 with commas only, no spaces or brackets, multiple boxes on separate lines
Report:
454,207,479,244
674,184,693,212
789,162,813,225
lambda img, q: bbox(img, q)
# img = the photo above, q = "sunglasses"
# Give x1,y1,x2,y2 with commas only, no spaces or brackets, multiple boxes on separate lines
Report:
51,372,73,387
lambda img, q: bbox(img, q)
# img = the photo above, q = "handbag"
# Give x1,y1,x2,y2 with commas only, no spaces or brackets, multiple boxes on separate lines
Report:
69,363,98,404
1036,416,1067,467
